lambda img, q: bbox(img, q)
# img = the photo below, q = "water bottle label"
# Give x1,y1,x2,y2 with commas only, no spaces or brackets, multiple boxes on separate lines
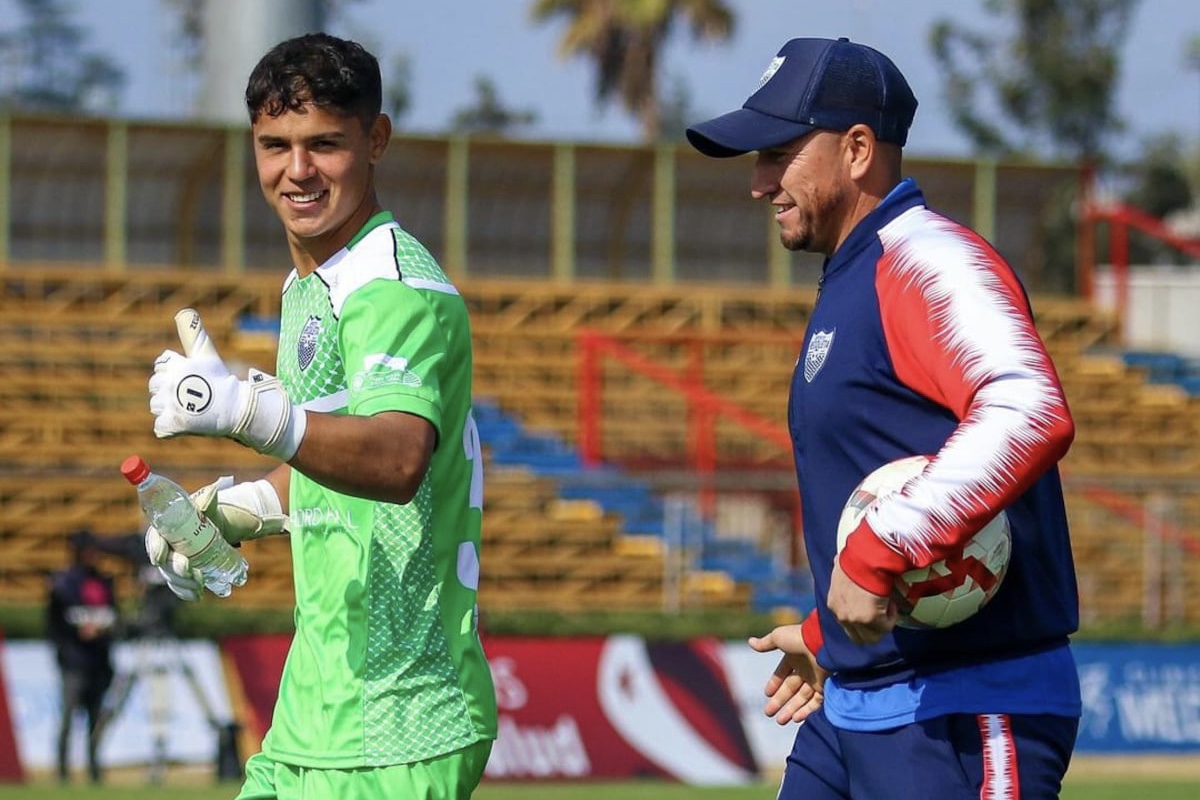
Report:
169,513,223,559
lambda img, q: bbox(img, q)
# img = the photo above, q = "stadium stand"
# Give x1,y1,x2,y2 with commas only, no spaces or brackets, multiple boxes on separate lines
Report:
3,267,1200,625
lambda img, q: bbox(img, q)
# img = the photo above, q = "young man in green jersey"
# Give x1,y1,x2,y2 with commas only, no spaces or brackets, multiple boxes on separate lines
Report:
143,33,497,800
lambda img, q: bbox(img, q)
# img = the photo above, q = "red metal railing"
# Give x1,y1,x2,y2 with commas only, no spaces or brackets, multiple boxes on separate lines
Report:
576,330,795,459
1075,198,1200,561
1082,201,1200,336
575,324,1200,566
576,329,796,514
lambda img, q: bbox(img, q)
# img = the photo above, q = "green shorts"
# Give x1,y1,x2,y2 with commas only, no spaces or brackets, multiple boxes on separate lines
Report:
234,740,493,800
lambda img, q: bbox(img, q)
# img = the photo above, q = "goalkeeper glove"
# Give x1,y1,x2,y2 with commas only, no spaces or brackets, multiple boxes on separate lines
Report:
149,308,307,460
145,475,288,601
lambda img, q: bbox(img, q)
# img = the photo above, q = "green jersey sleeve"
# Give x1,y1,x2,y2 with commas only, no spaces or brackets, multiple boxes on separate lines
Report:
339,278,446,432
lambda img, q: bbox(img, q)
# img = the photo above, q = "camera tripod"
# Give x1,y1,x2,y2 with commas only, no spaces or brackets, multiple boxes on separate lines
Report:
94,633,239,784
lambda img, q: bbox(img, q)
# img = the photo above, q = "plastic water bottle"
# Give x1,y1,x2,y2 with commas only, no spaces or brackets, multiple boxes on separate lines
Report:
120,455,248,597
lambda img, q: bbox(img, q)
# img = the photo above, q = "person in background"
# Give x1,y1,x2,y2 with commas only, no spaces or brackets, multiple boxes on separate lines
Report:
686,37,1081,799
46,529,118,785
141,32,496,800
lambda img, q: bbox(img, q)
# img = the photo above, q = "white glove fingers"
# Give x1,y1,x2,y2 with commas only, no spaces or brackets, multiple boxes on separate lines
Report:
145,526,171,566
150,351,180,433
150,307,303,459
210,478,289,542
153,416,177,439
175,308,222,361
153,349,183,372
169,549,196,578
160,566,202,602
189,475,234,516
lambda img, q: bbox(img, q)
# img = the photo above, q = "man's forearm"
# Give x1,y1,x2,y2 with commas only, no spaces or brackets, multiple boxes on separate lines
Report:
286,411,434,505
265,463,291,514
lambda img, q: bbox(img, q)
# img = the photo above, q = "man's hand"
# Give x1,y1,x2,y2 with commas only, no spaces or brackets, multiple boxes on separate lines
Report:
144,475,287,601
149,308,306,460
827,555,898,645
747,624,828,724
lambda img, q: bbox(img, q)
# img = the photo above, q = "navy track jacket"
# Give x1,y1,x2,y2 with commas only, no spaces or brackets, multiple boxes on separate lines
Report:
792,178,1079,687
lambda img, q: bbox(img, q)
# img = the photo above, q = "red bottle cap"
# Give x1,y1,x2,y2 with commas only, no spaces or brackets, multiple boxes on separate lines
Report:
120,455,150,485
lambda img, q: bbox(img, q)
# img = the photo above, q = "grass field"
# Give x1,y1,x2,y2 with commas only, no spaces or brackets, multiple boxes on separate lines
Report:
1,768,1197,800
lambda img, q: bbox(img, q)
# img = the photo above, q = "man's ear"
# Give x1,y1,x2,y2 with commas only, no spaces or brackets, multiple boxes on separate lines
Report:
844,124,876,180
369,113,393,163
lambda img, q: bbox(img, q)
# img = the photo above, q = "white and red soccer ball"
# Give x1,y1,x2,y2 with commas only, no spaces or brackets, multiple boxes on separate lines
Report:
836,455,1011,629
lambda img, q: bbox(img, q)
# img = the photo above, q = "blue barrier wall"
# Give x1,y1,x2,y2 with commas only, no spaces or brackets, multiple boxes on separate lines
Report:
1074,643,1200,753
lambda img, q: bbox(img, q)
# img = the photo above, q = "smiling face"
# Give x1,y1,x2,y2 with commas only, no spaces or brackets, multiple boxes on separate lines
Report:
750,129,857,256
252,103,391,274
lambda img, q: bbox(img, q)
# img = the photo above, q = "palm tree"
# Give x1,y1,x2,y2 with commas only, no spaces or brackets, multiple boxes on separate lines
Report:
531,0,734,142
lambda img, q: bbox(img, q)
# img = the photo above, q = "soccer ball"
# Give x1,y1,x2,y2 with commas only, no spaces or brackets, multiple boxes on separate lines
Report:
835,455,1011,629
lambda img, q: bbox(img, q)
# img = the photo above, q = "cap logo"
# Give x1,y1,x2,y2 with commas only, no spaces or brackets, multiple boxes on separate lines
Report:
759,56,785,87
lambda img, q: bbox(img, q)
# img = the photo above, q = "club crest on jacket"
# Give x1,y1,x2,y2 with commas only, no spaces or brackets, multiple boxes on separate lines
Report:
804,329,835,383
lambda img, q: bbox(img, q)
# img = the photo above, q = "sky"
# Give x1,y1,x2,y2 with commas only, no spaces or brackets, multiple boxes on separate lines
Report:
10,0,1200,159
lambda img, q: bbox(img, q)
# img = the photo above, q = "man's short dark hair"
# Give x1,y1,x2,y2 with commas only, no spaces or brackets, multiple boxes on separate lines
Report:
245,32,382,128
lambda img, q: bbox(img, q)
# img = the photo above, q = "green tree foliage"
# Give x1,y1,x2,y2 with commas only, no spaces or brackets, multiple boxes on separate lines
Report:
1121,134,1196,264
382,51,413,124
0,0,125,114
449,77,538,137
929,0,1144,292
1185,34,1200,195
929,0,1136,161
530,0,733,142
656,72,697,142
1125,135,1194,220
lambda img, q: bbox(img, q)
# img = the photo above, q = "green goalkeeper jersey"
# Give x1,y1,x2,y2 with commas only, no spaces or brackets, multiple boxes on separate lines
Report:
264,211,496,768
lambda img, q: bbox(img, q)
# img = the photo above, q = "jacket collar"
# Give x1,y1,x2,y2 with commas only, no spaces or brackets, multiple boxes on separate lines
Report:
822,177,924,278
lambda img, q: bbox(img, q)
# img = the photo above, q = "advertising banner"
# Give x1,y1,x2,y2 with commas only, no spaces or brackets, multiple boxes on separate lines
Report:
222,633,762,784
0,634,23,782
483,635,759,784
220,633,291,743
2,639,233,770
9,635,1197,781
220,636,1200,777
1074,642,1200,753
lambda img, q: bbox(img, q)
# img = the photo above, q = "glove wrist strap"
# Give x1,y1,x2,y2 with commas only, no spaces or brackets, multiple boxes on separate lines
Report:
232,372,307,461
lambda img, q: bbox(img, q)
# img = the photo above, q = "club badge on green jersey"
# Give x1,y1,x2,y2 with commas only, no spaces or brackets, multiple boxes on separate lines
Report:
298,315,322,371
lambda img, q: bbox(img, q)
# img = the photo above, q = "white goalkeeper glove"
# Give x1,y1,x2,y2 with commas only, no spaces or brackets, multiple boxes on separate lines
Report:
145,475,288,601
149,308,307,461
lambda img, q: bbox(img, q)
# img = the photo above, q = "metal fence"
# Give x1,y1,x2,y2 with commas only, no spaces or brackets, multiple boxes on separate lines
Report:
0,113,1084,292
1063,475,1200,629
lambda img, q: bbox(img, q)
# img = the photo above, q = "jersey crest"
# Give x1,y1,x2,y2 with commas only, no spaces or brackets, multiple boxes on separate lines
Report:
297,315,322,371
804,328,835,383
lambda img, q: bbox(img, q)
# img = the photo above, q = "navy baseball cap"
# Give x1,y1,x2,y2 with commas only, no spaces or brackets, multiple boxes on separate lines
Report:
687,37,918,158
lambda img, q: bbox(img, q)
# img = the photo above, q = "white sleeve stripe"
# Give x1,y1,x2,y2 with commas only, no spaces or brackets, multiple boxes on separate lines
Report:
870,208,1068,559
300,390,350,413
403,276,460,295
978,713,1018,800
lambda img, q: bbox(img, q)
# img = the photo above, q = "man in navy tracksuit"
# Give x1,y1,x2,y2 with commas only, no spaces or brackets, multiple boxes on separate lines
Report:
687,38,1081,799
